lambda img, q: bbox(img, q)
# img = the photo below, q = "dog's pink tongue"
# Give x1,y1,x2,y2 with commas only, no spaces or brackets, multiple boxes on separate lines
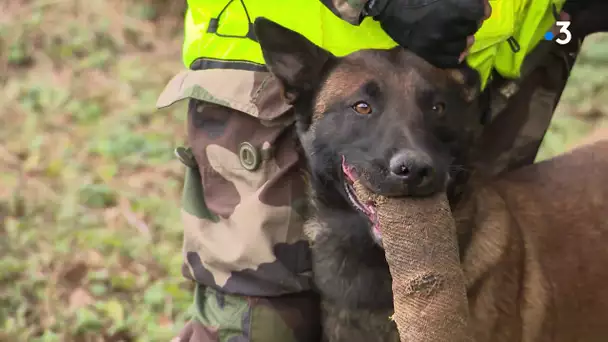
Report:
368,204,380,231
353,180,472,342
341,156,357,182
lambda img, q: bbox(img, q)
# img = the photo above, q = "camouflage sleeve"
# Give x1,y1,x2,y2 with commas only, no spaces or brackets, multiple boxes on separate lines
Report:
319,0,370,25
159,68,322,341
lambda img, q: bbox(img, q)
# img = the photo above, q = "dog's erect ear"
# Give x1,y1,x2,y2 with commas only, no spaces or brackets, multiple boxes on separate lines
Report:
446,65,481,103
254,17,334,104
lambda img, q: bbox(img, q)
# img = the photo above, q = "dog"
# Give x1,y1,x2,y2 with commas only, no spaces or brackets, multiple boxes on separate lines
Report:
254,17,482,341
254,18,608,342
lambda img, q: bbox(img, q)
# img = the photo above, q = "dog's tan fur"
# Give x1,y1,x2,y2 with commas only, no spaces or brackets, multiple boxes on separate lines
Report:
455,138,608,341
254,18,608,341
302,55,608,341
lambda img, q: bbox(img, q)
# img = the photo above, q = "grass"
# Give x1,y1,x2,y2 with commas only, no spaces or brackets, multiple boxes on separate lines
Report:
536,33,608,161
1,1,190,341
0,1,607,341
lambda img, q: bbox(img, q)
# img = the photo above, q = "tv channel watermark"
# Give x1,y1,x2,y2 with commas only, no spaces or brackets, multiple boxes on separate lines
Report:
544,21,572,45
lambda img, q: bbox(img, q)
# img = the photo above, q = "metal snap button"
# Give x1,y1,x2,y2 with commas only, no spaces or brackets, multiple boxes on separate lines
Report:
238,142,261,171
174,146,198,169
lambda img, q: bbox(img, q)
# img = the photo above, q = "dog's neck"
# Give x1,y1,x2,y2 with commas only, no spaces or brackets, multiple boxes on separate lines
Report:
307,185,383,252
305,182,394,310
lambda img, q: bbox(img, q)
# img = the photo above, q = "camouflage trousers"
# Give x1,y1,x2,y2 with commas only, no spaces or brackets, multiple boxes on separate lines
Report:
158,40,577,342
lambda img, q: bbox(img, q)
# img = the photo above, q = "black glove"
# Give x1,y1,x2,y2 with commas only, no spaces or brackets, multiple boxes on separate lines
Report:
367,0,485,68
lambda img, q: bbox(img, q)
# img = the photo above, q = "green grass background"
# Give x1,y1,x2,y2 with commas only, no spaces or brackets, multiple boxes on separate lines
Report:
1,1,607,341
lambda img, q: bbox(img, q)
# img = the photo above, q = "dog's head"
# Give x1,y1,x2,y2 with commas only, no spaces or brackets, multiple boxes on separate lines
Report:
255,18,483,243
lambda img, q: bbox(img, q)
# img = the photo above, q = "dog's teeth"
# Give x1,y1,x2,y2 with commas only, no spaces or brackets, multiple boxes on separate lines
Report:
367,203,376,214
344,182,371,216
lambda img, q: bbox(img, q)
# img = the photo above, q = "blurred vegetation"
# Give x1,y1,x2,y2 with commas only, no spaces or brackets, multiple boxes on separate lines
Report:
1,1,189,341
0,0,606,341
536,33,608,161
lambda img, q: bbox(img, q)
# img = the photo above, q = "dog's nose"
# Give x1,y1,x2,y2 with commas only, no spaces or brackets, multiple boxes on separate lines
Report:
389,150,434,186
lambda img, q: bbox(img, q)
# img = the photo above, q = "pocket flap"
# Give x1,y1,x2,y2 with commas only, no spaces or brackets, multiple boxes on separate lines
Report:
157,68,293,122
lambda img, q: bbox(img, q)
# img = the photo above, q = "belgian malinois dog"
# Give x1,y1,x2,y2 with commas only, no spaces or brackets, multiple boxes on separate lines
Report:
254,18,608,342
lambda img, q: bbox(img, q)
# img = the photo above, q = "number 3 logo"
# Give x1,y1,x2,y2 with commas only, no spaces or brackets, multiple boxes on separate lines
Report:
555,21,572,45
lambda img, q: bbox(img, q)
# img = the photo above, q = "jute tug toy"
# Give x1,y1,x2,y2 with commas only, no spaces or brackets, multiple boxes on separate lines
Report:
353,180,472,342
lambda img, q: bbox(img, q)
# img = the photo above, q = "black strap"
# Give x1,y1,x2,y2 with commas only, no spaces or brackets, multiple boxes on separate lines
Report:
483,38,557,125
207,0,258,42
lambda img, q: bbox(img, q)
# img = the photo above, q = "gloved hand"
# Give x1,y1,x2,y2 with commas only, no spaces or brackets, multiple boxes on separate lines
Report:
367,0,490,68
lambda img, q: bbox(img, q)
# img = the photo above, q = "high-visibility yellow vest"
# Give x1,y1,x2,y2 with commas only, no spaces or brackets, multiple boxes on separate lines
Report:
183,0,566,89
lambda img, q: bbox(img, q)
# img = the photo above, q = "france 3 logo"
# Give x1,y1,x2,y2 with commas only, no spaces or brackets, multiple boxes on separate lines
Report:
544,21,572,45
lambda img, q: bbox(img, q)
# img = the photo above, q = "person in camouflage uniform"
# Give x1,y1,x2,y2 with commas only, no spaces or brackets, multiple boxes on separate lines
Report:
157,0,606,341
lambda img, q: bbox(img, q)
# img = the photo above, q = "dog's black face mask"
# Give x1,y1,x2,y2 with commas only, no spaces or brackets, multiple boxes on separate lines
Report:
255,18,482,245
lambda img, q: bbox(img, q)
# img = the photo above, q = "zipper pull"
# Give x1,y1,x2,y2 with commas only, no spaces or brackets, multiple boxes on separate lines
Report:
507,36,521,53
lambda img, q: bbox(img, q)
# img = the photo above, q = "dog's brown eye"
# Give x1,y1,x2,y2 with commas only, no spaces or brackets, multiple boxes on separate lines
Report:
432,102,446,114
352,101,372,115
